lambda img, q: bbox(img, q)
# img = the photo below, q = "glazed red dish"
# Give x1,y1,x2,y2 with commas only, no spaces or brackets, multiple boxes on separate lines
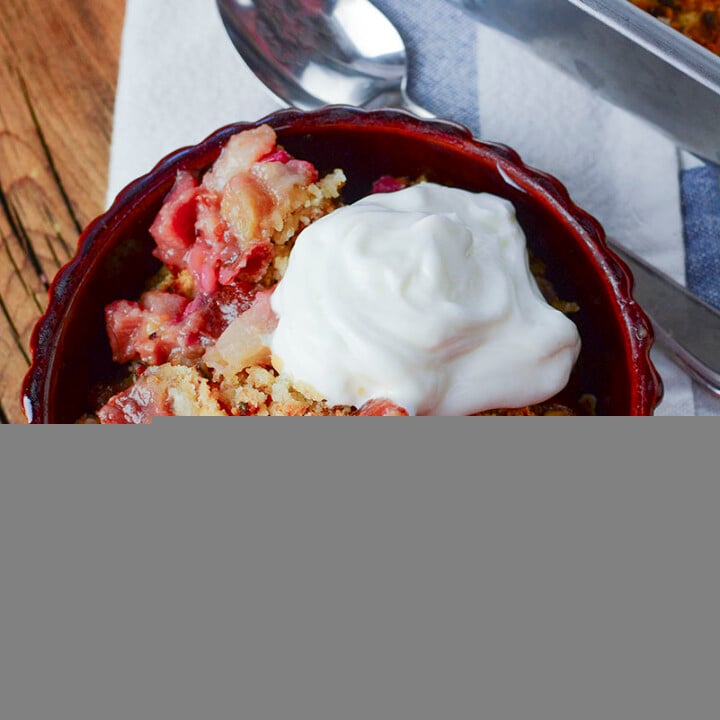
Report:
22,107,662,421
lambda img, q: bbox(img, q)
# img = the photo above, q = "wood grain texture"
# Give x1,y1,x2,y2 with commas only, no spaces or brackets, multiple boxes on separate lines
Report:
0,0,124,422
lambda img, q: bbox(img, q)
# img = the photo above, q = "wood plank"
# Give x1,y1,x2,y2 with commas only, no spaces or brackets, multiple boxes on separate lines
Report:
0,0,125,422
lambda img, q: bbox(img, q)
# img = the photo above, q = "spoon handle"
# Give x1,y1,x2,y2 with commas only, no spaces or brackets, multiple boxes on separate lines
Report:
400,92,435,119
608,239,720,396
394,77,434,119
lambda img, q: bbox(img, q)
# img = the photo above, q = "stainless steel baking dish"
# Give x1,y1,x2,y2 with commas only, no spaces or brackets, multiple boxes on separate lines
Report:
448,0,720,162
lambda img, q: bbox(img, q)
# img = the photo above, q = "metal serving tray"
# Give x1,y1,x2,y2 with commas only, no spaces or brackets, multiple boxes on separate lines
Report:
449,0,720,162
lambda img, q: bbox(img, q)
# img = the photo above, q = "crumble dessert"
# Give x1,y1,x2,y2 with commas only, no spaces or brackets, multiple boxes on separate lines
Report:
83,125,583,422
631,1,720,54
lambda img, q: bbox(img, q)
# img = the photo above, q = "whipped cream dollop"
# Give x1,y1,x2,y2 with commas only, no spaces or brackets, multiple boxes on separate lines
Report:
269,182,581,415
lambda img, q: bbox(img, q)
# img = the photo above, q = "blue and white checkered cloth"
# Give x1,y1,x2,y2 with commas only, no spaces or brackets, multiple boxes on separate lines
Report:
109,0,720,414
682,158,720,310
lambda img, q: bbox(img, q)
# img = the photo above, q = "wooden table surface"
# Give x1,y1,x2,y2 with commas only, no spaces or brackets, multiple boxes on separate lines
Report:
0,0,125,423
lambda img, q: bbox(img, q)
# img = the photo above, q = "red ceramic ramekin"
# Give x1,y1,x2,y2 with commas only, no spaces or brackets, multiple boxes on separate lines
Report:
22,107,662,421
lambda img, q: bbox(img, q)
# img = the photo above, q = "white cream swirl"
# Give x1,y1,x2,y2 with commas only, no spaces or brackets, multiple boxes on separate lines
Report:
269,182,581,415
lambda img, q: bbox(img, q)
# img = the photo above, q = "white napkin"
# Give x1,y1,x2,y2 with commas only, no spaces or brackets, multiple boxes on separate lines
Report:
108,0,714,415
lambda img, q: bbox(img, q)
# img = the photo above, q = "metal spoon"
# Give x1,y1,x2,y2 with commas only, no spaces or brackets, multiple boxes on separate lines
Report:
216,0,431,116
216,0,720,397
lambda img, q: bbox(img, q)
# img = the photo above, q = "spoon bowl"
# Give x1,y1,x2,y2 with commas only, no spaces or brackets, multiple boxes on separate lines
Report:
216,0,431,115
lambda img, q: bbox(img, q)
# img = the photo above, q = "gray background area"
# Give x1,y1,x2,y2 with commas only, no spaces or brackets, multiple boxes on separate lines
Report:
1,421,718,720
